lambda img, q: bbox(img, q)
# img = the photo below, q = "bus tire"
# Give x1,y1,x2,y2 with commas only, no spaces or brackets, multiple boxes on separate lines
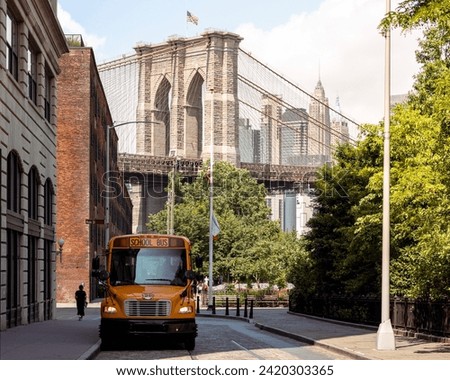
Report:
184,336,196,351
100,338,113,351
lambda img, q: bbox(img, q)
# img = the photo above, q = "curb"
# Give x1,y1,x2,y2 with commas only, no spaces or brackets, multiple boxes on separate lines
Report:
253,322,370,360
197,311,371,360
78,340,101,360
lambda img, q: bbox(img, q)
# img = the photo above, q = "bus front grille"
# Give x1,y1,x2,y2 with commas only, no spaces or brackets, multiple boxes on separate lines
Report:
124,300,171,317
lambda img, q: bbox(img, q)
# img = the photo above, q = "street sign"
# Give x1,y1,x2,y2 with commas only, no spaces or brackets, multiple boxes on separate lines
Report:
85,219,104,225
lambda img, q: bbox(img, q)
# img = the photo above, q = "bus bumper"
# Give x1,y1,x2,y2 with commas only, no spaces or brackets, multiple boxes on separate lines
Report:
100,318,197,338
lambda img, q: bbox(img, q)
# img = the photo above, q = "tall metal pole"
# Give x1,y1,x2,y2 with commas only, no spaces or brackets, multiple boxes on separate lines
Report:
105,124,111,252
208,89,214,309
168,158,176,235
377,0,396,350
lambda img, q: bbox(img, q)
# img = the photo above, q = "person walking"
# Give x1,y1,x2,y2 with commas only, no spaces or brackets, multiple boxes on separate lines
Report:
75,284,87,320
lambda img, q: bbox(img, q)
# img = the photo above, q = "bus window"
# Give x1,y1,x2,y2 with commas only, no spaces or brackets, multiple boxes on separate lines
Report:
110,249,137,285
110,248,187,286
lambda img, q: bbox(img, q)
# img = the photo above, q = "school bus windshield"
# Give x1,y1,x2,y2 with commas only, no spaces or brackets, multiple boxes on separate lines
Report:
109,248,187,286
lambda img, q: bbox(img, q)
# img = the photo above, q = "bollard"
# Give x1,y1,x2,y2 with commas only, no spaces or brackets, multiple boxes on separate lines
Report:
249,299,254,319
225,297,229,316
236,297,240,317
212,296,216,315
244,298,248,318
197,296,200,314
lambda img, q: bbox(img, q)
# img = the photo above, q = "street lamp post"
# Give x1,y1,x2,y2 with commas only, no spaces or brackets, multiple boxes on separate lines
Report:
377,0,396,350
104,121,159,251
208,88,215,309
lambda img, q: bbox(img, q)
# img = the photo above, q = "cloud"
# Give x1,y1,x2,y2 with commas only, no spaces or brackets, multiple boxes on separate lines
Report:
57,6,107,56
235,0,420,125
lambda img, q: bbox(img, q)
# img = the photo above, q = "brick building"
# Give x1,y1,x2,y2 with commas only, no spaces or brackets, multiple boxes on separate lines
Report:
0,0,68,330
56,36,132,303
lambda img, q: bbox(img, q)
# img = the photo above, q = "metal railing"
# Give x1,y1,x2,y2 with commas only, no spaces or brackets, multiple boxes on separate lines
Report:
289,294,450,338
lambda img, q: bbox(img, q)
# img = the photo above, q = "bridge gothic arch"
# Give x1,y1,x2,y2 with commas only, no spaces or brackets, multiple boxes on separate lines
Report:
152,75,171,156
135,30,242,164
185,70,204,158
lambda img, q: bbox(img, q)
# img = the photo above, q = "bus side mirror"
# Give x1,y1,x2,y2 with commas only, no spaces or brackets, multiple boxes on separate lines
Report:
98,270,110,281
185,270,196,280
195,256,203,268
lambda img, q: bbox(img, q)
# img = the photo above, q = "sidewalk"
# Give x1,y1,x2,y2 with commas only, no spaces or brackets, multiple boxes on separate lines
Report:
233,308,450,360
0,304,101,360
1,304,449,360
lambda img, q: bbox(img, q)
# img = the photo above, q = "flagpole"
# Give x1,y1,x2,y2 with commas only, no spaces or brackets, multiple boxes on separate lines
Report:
208,88,214,309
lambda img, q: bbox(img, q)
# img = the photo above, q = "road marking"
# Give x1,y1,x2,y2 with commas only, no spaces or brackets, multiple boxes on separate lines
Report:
231,340,265,360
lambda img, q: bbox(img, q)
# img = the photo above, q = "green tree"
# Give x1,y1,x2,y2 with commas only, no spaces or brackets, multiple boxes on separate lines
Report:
297,0,450,300
147,161,309,288
302,135,384,297
380,0,450,298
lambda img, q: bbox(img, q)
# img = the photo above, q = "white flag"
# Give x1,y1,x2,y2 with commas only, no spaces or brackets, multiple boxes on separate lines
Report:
187,11,199,25
211,214,220,238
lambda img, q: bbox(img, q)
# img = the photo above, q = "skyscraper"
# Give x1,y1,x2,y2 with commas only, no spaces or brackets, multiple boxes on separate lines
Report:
308,79,331,164
330,96,350,154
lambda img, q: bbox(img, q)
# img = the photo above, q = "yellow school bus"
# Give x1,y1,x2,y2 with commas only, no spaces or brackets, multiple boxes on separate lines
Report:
94,234,197,350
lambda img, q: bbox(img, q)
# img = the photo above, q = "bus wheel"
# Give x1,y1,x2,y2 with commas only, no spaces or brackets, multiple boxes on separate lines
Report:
184,337,196,351
100,338,114,351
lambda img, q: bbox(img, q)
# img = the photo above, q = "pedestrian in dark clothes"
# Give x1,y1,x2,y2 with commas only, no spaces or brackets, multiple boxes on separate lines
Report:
75,284,87,320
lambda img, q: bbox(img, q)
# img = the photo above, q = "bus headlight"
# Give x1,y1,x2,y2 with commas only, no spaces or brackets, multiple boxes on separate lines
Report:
179,306,193,314
104,306,117,314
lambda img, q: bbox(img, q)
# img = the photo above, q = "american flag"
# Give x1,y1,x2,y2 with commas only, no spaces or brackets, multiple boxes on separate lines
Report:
186,11,199,25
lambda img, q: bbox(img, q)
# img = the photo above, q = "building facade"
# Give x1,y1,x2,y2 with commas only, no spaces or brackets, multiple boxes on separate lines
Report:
0,0,68,330
266,191,314,237
281,108,309,165
308,79,331,164
260,94,282,165
56,37,132,303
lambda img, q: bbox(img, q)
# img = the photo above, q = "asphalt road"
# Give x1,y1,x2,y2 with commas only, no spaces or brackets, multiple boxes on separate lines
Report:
95,315,348,360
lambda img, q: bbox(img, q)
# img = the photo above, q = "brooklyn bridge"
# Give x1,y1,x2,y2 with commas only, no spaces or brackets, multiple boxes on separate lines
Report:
98,30,359,232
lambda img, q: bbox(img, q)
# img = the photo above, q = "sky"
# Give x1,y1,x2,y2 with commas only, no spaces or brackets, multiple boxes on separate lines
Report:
57,0,421,126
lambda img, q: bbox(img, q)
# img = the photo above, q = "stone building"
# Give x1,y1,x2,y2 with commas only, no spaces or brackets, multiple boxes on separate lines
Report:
56,36,133,303
99,30,243,165
0,0,68,330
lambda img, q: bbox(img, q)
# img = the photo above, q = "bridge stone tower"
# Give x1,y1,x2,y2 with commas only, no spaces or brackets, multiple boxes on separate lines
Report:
134,30,242,165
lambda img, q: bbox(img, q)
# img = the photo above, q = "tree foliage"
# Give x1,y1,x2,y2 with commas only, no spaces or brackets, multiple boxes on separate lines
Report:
297,0,450,300
147,161,308,288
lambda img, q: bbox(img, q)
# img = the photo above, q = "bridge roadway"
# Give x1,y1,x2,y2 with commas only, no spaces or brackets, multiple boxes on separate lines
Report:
118,153,319,185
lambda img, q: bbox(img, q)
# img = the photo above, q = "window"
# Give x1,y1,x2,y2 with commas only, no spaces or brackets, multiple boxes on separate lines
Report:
44,68,53,122
7,151,21,212
6,10,18,80
27,41,38,104
28,167,39,220
44,179,54,226
43,239,53,320
27,236,38,323
7,229,21,328
43,179,54,320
